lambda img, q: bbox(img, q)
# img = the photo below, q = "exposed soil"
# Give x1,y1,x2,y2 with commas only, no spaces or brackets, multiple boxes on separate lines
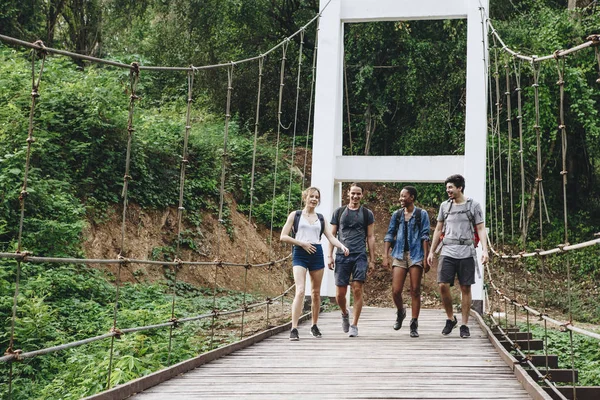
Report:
83,199,292,297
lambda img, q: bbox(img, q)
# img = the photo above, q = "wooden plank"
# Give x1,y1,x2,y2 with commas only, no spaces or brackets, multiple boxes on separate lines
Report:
82,314,313,400
543,386,600,400
470,311,552,400
521,355,559,369
495,332,534,341
124,308,537,400
501,339,544,351
526,369,578,383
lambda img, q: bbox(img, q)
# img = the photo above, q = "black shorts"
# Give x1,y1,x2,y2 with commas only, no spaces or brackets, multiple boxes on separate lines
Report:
437,256,476,286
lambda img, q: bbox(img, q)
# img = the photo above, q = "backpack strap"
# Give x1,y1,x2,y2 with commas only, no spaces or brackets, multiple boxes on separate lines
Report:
396,207,422,234
414,207,422,233
394,208,404,236
292,210,302,237
292,210,325,240
317,213,325,239
362,206,371,238
335,206,347,231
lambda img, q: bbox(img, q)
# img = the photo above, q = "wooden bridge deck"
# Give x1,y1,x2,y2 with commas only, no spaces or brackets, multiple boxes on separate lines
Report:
130,308,533,399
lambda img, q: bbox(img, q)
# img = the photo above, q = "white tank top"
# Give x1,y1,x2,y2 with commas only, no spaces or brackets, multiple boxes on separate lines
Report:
295,214,322,244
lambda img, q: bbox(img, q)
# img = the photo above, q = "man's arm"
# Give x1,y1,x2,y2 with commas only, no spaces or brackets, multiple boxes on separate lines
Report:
367,223,376,265
476,222,489,264
427,220,444,266
327,224,338,269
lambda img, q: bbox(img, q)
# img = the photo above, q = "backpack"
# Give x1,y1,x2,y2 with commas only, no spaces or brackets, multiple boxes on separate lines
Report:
334,205,371,238
291,210,325,240
395,207,422,233
390,207,422,248
439,198,480,247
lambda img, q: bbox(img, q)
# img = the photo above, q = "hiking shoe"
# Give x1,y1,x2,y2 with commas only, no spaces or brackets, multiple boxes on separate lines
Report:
393,308,406,330
409,318,419,338
289,328,299,341
310,324,322,338
349,325,358,337
442,316,458,335
460,325,470,338
341,312,350,333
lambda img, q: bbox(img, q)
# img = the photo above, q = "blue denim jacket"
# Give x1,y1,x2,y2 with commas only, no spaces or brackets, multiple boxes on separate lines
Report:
384,208,430,263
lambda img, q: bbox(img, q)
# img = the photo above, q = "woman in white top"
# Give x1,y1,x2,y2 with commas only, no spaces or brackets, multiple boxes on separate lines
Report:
280,187,349,341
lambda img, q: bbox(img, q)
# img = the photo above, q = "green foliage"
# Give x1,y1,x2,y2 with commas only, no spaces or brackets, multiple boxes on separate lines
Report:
344,19,467,156
522,323,600,386
0,262,262,400
487,3,600,252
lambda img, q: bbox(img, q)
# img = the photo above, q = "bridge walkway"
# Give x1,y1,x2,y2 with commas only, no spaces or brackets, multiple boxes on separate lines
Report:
131,307,533,399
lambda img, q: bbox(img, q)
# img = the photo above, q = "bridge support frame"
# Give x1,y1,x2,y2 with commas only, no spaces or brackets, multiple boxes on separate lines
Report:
310,0,489,311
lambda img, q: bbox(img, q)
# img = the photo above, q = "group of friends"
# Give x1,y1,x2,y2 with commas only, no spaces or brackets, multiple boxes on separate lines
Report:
280,174,489,341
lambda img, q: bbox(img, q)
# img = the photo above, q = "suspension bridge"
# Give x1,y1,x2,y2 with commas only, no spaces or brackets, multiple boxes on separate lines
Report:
1,0,600,399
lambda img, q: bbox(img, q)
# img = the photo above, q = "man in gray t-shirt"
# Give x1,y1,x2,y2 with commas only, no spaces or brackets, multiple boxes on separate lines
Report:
427,174,489,339
328,183,375,338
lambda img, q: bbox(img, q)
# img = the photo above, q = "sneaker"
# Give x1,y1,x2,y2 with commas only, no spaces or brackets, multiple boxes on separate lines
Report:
409,318,419,338
393,308,406,330
460,325,470,338
310,324,322,338
442,316,458,335
341,312,350,333
289,328,299,341
349,325,358,337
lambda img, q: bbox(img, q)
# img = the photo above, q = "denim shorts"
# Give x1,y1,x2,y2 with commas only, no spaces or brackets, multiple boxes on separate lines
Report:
437,256,476,286
292,244,325,271
334,252,368,286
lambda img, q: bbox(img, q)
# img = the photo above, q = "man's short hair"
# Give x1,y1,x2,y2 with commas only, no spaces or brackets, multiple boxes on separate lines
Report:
403,185,418,201
445,174,465,193
349,182,364,193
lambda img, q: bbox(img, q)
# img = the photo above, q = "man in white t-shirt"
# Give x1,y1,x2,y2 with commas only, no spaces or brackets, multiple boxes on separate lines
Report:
427,174,489,338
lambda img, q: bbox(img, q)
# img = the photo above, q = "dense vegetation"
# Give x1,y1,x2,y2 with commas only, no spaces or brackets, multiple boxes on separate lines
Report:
1,0,599,398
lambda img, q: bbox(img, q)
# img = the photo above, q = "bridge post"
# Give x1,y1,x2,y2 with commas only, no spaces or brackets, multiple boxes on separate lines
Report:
309,0,343,301
464,0,489,314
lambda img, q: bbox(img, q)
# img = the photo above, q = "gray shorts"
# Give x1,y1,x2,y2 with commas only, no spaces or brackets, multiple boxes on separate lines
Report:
392,251,423,269
437,256,476,286
334,252,368,286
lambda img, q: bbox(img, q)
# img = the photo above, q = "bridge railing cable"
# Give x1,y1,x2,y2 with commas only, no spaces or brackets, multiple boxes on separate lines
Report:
0,4,324,399
483,14,600,399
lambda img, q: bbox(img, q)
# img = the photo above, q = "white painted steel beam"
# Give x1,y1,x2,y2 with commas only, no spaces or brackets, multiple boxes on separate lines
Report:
464,0,489,303
334,156,465,183
340,0,468,22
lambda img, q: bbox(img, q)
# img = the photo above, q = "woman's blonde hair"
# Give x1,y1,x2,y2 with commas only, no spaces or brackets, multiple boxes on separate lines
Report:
302,186,321,206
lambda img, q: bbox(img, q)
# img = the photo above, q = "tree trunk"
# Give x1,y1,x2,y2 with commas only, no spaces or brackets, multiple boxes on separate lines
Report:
568,0,594,9
364,107,377,156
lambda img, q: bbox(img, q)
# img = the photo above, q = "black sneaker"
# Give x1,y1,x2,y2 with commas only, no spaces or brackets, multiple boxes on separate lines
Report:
393,308,406,330
460,325,470,338
310,324,322,338
289,328,299,341
409,318,419,338
442,316,458,335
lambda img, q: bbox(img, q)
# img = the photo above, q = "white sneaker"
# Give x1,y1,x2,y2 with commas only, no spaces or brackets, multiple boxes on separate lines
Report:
349,325,358,337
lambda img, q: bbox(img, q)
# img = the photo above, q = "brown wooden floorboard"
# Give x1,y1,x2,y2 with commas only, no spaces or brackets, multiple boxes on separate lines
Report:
131,308,533,399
